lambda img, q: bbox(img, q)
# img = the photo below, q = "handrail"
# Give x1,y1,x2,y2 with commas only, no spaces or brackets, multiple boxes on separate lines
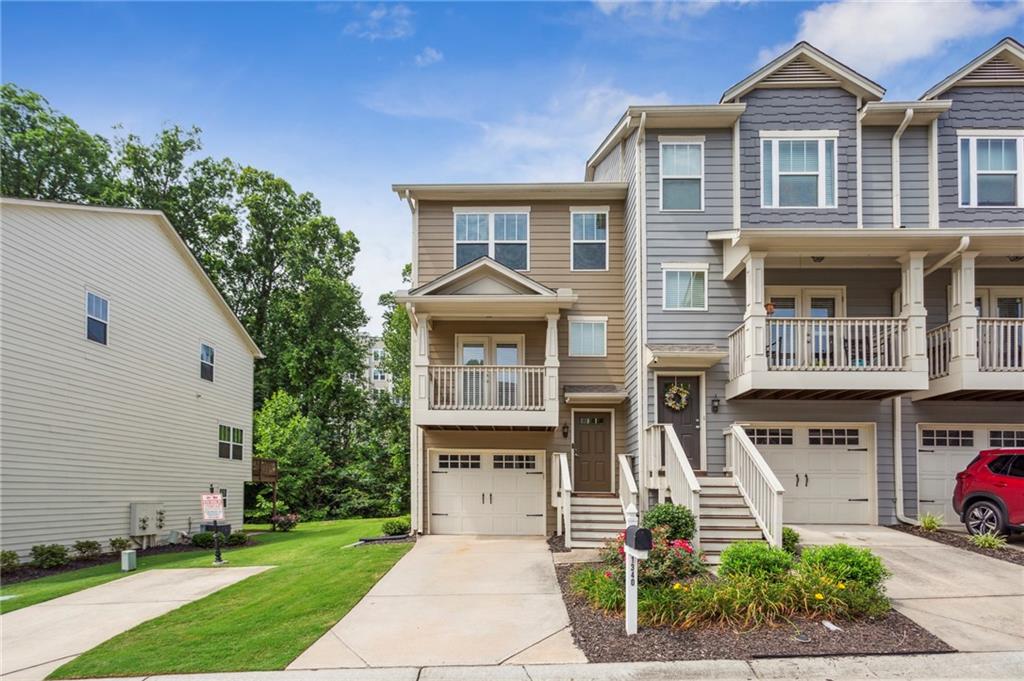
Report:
660,424,702,546
617,454,638,518
926,323,951,378
978,318,1023,371
556,452,573,548
765,317,907,371
725,424,784,546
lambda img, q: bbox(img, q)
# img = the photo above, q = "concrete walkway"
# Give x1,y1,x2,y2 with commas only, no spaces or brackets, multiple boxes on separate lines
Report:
0,567,271,681
288,536,585,669
792,524,1024,652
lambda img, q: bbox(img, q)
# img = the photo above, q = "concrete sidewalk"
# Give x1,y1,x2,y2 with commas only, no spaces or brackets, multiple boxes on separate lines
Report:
0,567,271,681
47,651,1024,681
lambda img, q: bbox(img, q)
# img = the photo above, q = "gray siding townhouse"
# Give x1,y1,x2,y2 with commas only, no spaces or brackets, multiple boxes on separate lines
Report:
396,39,1022,560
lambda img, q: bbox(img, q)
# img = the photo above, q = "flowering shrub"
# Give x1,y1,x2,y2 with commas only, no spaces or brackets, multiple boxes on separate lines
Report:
719,541,794,579
641,503,696,540
598,525,707,585
798,544,888,589
271,513,300,532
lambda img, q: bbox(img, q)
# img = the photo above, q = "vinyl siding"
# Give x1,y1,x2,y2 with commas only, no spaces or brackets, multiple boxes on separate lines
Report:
0,204,254,556
900,127,930,228
737,88,859,228
621,131,641,458
862,126,894,228
936,86,1024,227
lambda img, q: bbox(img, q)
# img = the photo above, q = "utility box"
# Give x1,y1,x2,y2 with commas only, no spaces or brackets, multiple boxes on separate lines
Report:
129,502,164,535
121,549,137,572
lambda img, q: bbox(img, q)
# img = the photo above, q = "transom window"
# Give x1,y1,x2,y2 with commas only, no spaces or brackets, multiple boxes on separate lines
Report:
958,133,1023,207
200,343,215,382
493,454,537,469
990,430,1024,448
746,428,794,446
809,428,859,446
662,263,708,311
922,429,974,447
571,209,608,271
761,133,837,208
660,137,704,211
437,453,480,469
86,291,109,345
568,317,607,357
454,209,529,270
218,425,243,460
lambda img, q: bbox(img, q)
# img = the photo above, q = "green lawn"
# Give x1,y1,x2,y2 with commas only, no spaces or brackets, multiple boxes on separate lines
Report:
6,519,410,679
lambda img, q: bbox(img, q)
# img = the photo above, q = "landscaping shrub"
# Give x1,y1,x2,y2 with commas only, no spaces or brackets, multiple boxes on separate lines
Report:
1,550,20,572
718,541,793,579
782,527,800,556
642,503,696,540
381,518,411,536
598,525,706,585
30,544,70,569
73,540,102,560
190,532,216,548
109,537,131,552
570,566,625,613
271,513,300,532
226,532,248,546
798,544,888,589
919,512,943,532
969,531,1007,550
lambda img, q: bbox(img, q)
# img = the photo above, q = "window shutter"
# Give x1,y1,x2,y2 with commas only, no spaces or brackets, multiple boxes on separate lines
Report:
960,138,971,206
824,139,835,206
762,140,773,206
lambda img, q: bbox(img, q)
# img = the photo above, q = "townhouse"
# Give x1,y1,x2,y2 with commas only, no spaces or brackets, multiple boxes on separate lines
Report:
397,38,1023,556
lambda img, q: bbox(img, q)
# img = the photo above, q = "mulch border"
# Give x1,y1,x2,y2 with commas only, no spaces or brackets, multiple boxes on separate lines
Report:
889,524,1024,566
1,542,212,586
554,563,953,663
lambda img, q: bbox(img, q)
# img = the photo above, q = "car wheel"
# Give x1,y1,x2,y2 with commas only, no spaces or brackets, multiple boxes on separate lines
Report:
965,500,1006,536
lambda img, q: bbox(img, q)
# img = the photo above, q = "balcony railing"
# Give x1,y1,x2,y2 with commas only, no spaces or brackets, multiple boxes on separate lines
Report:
926,323,951,379
979,319,1024,372
428,365,545,411
763,317,907,371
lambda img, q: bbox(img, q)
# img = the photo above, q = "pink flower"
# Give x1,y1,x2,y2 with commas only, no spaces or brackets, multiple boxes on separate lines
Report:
618,545,625,556
604,571,613,579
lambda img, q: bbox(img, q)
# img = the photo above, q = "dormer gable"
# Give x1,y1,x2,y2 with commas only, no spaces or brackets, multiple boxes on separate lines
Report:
409,257,557,297
721,42,885,103
921,37,1024,100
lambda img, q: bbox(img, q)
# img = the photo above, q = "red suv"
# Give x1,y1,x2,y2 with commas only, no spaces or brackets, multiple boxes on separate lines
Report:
953,448,1024,535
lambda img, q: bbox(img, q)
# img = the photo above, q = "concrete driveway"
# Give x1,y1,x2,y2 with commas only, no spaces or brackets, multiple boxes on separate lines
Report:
0,567,271,681
792,525,1024,652
288,536,586,669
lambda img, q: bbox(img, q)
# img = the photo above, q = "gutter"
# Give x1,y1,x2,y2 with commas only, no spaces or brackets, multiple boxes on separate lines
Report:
891,107,914,229
892,397,918,526
924,236,970,276
635,111,648,504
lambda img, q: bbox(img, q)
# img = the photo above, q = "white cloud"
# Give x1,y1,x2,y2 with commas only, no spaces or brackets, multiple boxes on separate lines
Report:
760,0,1024,76
595,0,741,20
344,3,414,41
414,46,443,67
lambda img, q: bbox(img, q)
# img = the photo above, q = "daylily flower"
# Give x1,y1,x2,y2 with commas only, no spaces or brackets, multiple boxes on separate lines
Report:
604,571,613,579
814,593,825,600
837,582,846,590
672,582,683,590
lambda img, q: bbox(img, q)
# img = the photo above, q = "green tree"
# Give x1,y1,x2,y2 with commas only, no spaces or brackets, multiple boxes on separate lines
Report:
253,390,330,515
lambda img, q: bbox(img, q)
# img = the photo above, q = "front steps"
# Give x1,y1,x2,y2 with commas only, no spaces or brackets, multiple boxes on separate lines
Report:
695,476,766,565
568,494,625,548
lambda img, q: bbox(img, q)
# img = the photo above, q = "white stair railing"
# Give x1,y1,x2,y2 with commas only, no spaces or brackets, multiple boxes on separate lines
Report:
660,425,702,547
617,454,638,518
725,424,784,547
555,451,573,549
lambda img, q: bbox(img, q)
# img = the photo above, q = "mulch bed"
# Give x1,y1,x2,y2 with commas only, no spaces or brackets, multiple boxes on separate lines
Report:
555,564,953,662
889,524,1024,566
357,534,417,546
547,533,571,553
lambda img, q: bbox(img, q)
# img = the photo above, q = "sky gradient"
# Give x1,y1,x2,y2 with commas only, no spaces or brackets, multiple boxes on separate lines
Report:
3,1,1022,331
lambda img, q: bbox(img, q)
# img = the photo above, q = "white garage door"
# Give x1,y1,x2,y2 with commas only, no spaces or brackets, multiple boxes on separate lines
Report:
750,425,873,524
429,451,546,535
918,425,1024,525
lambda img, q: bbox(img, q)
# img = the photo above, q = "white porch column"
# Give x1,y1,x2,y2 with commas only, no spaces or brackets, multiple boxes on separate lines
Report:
743,252,768,374
898,252,929,373
411,312,431,418
545,313,561,419
948,252,979,374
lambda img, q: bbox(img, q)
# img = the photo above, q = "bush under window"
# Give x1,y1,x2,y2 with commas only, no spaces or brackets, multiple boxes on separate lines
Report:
30,544,70,569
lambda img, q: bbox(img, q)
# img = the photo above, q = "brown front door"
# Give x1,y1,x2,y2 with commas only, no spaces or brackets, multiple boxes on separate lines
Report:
657,376,701,470
573,411,611,492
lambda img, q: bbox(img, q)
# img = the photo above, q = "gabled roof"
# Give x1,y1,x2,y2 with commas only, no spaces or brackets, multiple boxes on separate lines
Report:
407,257,557,297
921,37,1024,100
721,42,885,103
0,197,263,358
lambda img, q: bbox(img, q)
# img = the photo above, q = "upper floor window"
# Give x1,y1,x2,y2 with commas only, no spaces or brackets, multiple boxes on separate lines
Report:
568,316,607,357
958,132,1023,207
761,132,837,209
660,137,704,211
662,263,708,311
571,209,608,271
86,291,109,345
454,209,529,270
218,424,243,460
372,368,388,381
372,348,385,363
200,343,215,382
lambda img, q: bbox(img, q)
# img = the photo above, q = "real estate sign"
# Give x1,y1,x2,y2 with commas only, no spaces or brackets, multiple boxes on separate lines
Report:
201,493,224,521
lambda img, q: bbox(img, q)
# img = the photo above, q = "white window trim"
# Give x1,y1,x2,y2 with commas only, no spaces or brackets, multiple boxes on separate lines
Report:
660,262,709,312
569,207,610,272
218,423,244,461
956,131,1024,209
659,136,705,213
200,341,215,382
85,288,110,346
452,207,531,271
567,316,608,358
760,132,839,210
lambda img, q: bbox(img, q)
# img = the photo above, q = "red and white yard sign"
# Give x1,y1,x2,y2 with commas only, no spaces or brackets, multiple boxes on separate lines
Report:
201,493,224,521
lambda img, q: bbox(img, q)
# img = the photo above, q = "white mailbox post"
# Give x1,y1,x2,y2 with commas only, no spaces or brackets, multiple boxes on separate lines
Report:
622,503,651,636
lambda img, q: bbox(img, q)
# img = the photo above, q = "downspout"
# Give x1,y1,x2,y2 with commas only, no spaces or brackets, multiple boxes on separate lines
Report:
892,396,918,525
924,235,969,277
635,111,648,505
891,108,914,229
856,97,864,228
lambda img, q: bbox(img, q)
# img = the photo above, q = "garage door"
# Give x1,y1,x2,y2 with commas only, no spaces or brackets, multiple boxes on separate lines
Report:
429,451,546,535
918,425,1024,525
750,425,873,524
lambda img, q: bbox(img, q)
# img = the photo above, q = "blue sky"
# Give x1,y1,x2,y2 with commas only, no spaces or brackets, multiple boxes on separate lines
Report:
3,1,1022,331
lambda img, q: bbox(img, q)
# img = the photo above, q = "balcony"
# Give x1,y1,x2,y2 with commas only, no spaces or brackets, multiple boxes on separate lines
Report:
415,364,558,428
727,316,928,399
917,318,1024,400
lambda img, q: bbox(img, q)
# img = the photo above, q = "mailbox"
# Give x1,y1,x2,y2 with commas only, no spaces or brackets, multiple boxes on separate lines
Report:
625,526,652,552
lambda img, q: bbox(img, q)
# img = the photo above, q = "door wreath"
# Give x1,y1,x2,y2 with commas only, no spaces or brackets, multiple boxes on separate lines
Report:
664,383,690,411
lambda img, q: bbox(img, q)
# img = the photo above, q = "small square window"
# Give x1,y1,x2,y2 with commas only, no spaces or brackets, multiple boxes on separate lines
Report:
761,136,837,209
569,319,607,357
663,268,707,311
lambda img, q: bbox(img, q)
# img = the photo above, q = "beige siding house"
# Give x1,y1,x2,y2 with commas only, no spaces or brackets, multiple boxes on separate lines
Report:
0,199,262,556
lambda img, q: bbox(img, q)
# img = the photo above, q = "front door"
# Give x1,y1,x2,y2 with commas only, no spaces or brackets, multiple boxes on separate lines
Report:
573,412,611,492
656,376,701,470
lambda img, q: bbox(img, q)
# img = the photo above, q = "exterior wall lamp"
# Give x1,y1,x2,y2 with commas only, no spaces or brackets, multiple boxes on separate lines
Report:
711,396,721,414
561,422,570,439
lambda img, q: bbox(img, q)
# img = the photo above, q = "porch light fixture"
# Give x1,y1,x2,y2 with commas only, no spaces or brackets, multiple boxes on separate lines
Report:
1009,256,1024,263
765,301,776,316
561,422,570,439
711,396,721,414
811,256,825,263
